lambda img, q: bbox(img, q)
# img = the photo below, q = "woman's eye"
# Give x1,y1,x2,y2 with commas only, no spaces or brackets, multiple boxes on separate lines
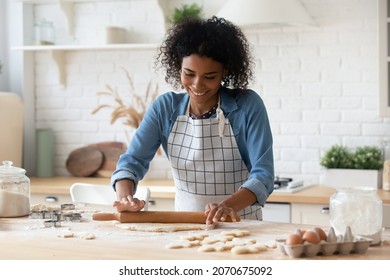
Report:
205,76,216,80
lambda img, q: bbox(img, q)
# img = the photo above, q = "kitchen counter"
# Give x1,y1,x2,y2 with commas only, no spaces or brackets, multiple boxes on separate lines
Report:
30,177,390,204
1,208,389,260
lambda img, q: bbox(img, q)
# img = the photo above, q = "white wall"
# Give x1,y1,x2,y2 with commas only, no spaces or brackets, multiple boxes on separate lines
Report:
9,0,390,183
0,0,8,90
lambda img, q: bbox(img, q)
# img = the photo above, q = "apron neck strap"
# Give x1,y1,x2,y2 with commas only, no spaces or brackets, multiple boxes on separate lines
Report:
186,97,225,137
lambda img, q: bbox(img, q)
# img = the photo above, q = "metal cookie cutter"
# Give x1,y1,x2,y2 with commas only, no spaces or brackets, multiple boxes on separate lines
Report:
43,219,61,228
61,204,75,210
29,210,61,220
62,212,82,222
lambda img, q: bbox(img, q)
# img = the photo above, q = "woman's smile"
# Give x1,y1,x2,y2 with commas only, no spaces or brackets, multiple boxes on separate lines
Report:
181,54,225,114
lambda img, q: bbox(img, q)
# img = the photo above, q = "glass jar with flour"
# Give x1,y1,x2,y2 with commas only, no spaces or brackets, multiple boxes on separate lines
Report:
330,186,382,245
0,160,30,217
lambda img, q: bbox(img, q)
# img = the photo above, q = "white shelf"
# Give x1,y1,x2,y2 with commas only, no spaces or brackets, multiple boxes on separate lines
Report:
14,0,128,3
11,43,159,51
16,0,167,40
12,43,159,88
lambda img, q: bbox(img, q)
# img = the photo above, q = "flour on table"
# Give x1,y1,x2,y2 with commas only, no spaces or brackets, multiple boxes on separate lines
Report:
114,222,216,232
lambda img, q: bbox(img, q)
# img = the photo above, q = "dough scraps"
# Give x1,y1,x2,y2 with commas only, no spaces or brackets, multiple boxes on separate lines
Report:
115,222,216,232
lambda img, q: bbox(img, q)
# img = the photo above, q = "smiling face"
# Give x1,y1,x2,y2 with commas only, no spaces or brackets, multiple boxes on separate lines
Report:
181,54,225,115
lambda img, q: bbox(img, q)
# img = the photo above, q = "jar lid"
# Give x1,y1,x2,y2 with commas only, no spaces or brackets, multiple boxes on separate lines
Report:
0,160,26,175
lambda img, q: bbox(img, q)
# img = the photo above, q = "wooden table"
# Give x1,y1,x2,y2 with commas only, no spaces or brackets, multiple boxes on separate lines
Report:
1,207,389,260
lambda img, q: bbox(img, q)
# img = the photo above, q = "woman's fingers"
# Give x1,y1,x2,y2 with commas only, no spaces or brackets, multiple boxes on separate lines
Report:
205,203,238,224
113,198,145,212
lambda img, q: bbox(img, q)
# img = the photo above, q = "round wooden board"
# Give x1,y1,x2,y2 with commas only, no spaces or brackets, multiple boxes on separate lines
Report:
90,142,127,178
66,146,104,177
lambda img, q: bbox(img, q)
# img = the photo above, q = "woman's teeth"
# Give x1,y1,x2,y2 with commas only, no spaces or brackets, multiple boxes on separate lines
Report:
192,90,206,96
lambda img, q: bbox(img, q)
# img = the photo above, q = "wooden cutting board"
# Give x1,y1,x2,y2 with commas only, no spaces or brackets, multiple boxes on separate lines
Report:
66,146,104,177
65,142,126,177
90,141,127,177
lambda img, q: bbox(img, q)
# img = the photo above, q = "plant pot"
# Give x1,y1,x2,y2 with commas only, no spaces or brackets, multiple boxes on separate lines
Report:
320,169,382,189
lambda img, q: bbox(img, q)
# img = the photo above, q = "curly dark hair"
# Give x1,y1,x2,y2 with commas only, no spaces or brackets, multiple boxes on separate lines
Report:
155,16,255,91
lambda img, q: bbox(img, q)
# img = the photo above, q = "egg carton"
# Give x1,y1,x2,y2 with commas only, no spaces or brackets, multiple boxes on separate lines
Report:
276,226,372,258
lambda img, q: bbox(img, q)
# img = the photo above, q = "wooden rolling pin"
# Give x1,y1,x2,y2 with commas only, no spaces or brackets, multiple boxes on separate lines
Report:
92,211,240,224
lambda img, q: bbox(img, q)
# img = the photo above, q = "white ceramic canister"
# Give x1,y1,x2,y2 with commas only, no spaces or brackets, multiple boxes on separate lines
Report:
329,186,383,245
105,26,127,44
0,160,30,217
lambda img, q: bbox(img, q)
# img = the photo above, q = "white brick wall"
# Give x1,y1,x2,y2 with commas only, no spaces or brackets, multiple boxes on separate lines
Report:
31,0,390,184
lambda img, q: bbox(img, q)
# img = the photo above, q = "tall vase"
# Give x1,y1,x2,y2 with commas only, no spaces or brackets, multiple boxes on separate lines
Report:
36,128,55,177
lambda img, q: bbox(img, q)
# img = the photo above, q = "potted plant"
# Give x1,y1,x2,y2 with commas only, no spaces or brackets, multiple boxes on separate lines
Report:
170,3,203,24
320,145,383,189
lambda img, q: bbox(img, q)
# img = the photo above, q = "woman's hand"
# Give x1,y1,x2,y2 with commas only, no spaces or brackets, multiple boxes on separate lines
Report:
113,179,145,212
204,203,238,225
113,197,145,212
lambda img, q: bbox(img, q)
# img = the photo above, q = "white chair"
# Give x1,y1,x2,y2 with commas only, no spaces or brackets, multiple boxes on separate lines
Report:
70,183,150,210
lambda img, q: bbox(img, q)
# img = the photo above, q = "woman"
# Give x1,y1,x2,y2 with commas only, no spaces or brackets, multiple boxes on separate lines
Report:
111,16,274,224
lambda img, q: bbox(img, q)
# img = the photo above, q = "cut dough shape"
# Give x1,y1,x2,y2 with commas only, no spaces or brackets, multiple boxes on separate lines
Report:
201,235,234,244
198,244,217,252
220,229,251,237
165,240,201,249
57,232,75,238
180,233,209,241
79,233,96,240
226,237,256,246
264,240,277,248
198,242,233,252
231,244,268,255
115,222,215,232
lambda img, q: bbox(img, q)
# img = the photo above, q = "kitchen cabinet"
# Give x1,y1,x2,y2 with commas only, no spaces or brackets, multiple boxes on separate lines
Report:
262,202,291,223
291,203,330,226
378,0,390,117
148,197,175,211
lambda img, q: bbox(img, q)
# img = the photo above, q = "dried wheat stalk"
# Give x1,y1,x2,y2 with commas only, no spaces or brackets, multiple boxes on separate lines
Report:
92,68,159,131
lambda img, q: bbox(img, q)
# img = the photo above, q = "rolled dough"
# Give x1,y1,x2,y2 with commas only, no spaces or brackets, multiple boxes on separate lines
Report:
114,222,216,232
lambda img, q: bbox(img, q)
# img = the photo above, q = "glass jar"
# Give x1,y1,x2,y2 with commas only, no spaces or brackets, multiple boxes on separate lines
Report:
383,139,390,191
330,186,382,245
0,160,30,217
34,18,55,45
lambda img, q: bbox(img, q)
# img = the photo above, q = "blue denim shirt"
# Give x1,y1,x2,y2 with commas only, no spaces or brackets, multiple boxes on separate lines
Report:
111,87,274,206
